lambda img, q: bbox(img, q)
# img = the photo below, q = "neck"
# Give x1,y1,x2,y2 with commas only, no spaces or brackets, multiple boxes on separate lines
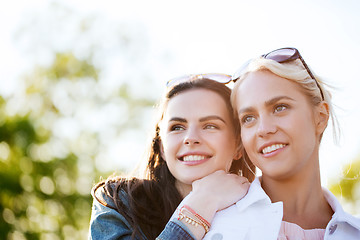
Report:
175,181,192,198
261,159,333,229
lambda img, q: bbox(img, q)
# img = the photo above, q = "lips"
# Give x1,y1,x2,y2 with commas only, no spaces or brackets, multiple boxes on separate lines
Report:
260,143,287,155
178,153,212,162
182,155,206,161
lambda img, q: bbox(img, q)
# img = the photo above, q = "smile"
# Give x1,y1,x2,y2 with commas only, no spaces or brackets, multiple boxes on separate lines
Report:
182,155,207,162
261,144,286,154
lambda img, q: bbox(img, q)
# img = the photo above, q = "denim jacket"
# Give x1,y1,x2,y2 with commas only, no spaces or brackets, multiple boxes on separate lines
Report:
88,186,195,240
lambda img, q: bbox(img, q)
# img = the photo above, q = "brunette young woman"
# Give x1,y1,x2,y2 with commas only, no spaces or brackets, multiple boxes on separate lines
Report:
88,77,255,240
201,48,360,240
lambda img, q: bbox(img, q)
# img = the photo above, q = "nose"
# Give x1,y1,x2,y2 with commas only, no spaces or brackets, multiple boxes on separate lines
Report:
256,115,277,138
184,127,201,145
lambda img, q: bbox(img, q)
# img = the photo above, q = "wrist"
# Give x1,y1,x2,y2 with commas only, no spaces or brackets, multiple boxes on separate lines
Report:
181,191,218,224
178,205,210,233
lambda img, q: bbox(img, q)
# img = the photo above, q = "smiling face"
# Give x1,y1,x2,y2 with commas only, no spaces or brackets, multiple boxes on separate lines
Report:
235,70,326,180
160,88,238,194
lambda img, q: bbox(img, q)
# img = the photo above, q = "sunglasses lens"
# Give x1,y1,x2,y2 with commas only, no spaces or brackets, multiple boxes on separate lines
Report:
231,59,251,81
166,73,231,87
166,75,189,87
204,73,232,83
265,48,297,63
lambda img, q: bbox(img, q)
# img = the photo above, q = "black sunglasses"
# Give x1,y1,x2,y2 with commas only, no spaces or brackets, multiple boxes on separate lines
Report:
232,47,324,100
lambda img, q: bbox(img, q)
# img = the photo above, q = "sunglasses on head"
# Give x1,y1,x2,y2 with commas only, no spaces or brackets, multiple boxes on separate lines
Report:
232,47,324,100
166,48,324,100
166,73,232,87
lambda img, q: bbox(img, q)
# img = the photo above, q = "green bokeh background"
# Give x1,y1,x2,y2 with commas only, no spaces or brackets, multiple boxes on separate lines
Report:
1,2,359,240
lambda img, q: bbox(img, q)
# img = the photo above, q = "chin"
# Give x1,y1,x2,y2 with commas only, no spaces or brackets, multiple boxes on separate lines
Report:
184,175,204,184
264,170,294,181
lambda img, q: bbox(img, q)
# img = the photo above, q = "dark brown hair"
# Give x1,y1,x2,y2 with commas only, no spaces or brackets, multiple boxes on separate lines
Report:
91,78,256,239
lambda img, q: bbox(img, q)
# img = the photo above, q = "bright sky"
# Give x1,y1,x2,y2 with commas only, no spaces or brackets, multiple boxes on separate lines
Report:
1,0,360,186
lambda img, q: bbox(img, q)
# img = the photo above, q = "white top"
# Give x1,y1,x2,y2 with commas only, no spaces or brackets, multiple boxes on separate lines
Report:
202,177,360,240
278,221,325,240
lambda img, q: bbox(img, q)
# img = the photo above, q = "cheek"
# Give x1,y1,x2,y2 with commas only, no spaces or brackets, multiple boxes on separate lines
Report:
240,129,253,150
288,114,316,140
161,135,180,156
221,134,237,154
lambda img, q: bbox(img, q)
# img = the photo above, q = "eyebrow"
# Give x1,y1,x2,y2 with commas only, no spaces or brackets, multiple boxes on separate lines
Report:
238,96,295,115
169,115,226,124
169,117,187,123
200,115,226,123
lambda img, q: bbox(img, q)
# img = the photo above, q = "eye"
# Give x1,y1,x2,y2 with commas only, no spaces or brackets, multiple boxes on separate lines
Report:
241,115,255,125
170,124,185,131
204,124,219,130
274,104,288,113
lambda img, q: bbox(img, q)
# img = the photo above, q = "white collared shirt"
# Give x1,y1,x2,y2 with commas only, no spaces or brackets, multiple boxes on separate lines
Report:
203,177,360,240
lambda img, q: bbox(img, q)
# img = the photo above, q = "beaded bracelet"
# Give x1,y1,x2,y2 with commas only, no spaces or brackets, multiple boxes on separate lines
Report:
178,205,211,233
183,205,211,228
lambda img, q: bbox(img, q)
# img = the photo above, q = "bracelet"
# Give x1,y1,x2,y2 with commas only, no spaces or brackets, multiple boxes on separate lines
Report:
177,205,211,233
183,205,211,228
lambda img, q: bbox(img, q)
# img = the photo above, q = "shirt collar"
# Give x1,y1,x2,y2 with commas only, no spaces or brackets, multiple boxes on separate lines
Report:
322,187,360,229
236,177,274,212
235,177,360,229
322,187,343,215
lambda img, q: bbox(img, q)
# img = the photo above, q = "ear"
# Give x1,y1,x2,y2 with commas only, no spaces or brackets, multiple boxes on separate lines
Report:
315,101,329,136
233,145,243,160
227,146,244,173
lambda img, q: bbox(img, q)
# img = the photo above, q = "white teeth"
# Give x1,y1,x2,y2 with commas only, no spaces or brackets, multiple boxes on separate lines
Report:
262,144,286,154
182,155,206,161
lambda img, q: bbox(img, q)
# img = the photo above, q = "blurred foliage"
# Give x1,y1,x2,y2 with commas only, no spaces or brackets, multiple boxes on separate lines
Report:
329,157,360,216
0,50,155,239
0,90,92,239
0,3,158,239
43,52,99,81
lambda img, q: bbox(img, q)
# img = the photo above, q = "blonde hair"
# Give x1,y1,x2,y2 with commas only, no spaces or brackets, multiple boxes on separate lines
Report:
231,57,339,142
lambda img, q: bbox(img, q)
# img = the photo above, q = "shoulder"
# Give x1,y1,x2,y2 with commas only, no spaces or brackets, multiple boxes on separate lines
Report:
89,194,135,239
89,178,145,239
92,177,143,208
323,187,360,238
92,177,157,209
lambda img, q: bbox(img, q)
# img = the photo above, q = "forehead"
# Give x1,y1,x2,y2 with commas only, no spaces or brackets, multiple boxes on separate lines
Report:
164,88,230,118
236,70,305,106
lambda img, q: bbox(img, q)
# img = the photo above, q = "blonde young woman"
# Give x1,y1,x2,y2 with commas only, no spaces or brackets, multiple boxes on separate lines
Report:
200,48,360,239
